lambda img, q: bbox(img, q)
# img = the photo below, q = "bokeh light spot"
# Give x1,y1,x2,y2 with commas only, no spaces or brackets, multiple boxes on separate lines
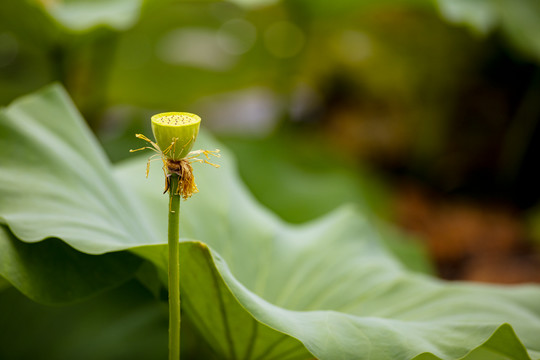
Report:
156,28,235,71
217,19,257,55
264,21,305,58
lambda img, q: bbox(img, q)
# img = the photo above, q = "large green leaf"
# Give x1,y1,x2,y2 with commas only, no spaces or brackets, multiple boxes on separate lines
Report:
0,275,10,292
0,271,222,360
287,0,432,18
43,0,143,32
0,84,157,254
0,280,169,360
0,225,141,304
221,135,434,274
3,0,143,33
1,85,540,359
436,0,540,62
122,157,540,360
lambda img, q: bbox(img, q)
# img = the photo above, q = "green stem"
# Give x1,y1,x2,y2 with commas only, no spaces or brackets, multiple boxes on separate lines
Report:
168,174,181,360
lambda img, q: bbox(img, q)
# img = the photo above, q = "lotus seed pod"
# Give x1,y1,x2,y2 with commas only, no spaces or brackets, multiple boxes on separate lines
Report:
151,112,201,160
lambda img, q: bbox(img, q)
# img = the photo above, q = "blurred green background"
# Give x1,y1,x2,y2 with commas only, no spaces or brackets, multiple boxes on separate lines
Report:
2,0,540,358
2,0,540,282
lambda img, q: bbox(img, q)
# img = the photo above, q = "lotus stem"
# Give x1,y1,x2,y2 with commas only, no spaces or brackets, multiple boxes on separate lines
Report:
168,173,181,360
131,111,220,360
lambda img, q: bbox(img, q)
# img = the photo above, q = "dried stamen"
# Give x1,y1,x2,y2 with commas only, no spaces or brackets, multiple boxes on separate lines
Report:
165,159,198,200
131,133,220,200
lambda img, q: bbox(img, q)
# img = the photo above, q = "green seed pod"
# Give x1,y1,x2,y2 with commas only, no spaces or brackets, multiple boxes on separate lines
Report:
151,112,201,160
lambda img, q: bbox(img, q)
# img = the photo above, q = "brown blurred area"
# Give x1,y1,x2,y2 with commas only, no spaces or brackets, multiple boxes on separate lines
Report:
394,182,540,283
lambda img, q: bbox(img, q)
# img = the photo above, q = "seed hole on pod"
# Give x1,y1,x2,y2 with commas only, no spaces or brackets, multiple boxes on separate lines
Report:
154,113,199,126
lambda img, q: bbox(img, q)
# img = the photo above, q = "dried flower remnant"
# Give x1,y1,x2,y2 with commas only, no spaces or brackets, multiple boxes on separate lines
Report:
130,112,220,200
